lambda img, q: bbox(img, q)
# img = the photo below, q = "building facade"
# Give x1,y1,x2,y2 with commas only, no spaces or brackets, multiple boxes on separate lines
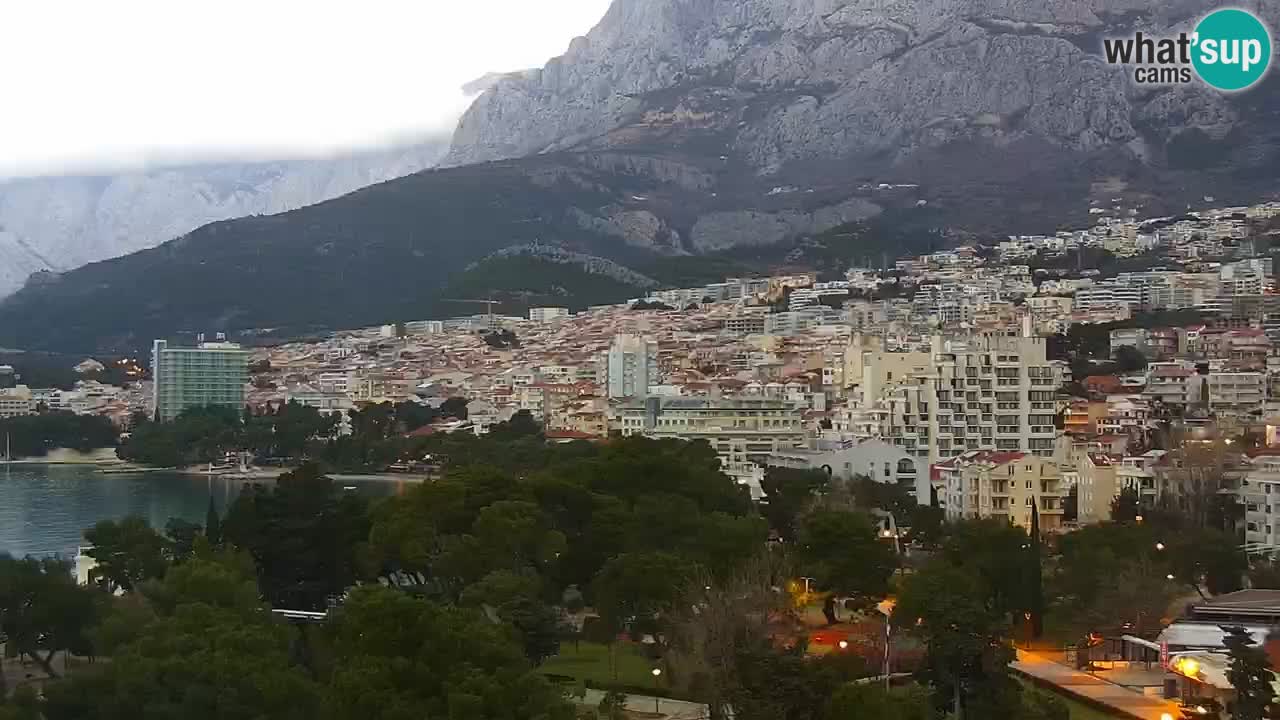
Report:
761,439,929,505
853,335,1061,467
607,334,657,399
151,340,250,421
612,397,806,491
935,450,1066,530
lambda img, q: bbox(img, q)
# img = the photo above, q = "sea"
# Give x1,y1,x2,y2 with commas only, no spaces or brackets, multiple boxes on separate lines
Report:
0,464,408,559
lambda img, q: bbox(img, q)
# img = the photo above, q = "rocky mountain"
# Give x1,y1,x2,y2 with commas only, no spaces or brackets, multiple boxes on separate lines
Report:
447,0,1280,228
3,0,1280,352
0,140,448,298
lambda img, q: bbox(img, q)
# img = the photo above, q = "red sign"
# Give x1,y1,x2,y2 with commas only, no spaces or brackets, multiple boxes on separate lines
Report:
1160,641,1169,670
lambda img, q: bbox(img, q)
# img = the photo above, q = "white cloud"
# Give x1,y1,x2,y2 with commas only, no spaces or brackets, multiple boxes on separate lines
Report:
0,0,612,178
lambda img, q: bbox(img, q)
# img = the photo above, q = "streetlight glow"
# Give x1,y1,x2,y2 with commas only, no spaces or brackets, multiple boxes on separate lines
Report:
838,640,849,650
1156,542,1166,551
651,668,662,677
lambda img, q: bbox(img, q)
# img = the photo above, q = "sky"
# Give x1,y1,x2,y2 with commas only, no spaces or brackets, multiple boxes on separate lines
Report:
0,0,613,179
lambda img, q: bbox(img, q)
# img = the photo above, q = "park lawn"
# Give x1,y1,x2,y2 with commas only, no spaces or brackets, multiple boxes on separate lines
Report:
541,641,663,689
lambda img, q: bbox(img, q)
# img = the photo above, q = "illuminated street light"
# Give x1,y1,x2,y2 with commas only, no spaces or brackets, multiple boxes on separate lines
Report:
1166,574,1176,580
651,668,663,712
1156,542,1166,551
838,640,849,650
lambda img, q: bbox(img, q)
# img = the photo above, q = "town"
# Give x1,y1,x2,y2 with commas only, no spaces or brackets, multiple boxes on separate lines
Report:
7,199,1280,720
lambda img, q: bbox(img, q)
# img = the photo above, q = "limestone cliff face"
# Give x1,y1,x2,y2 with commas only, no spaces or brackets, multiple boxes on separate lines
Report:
445,0,1274,172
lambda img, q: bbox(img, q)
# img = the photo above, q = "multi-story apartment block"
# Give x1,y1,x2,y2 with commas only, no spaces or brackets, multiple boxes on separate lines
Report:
935,451,1066,530
1243,456,1280,548
607,334,657,399
611,397,806,492
854,335,1060,466
151,340,249,422
0,386,34,418
1075,452,1120,525
529,307,571,323
724,311,768,337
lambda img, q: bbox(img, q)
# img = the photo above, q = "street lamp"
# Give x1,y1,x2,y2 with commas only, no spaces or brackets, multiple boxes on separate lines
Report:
838,640,849,650
651,668,662,713
1156,542,1166,551
1166,574,1176,580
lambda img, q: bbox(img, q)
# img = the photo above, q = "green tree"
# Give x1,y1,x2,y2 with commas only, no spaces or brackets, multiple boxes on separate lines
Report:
796,510,897,604
324,586,574,720
0,555,96,679
83,516,171,592
592,552,693,635
163,518,202,563
204,496,222,546
222,464,370,610
940,519,1035,620
440,396,469,420
759,467,829,541
826,683,934,720
894,561,1018,719
1028,504,1045,639
42,545,322,720
1112,345,1148,373
1111,486,1141,523
472,500,566,574
1224,626,1276,720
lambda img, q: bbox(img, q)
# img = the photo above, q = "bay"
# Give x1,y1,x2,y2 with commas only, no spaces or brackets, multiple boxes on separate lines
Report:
0,464,408,559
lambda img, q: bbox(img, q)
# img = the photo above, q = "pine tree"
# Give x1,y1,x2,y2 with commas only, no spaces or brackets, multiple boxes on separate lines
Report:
1224,626,1275,720
1028,501,1045,639
205,496,222,546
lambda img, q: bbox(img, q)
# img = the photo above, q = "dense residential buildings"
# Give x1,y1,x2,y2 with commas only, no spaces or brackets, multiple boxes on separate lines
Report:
85,198,1276,530
151,339,250,421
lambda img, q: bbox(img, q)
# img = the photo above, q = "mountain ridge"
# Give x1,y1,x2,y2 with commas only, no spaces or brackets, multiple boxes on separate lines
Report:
2,0,1280,352
0,140,448,298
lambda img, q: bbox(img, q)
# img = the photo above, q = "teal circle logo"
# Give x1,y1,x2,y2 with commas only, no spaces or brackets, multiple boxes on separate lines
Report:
1192,8,1272,91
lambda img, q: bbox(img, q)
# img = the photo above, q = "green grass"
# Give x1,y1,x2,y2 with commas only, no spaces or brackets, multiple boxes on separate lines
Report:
541,642,665,689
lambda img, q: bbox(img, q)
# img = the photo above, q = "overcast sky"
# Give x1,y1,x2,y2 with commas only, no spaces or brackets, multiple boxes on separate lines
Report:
0,0,612,179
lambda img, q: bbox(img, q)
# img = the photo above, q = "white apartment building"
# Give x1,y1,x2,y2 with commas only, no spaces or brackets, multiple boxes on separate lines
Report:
529,307,571,323
845,335,1060,466
611,397,806,492
1243,456,1280,548
1145,365,1266,416
760,439,930,505
0,386,34,418
607,334,657,399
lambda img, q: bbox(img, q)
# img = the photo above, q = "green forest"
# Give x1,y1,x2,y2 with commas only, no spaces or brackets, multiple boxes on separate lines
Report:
2,429,1262,720
0,412,118,458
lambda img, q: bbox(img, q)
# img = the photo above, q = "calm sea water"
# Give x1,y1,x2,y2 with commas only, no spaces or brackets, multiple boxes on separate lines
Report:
0,465,406,559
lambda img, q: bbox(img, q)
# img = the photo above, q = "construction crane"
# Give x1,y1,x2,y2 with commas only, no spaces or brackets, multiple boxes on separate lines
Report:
440,296,499,327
